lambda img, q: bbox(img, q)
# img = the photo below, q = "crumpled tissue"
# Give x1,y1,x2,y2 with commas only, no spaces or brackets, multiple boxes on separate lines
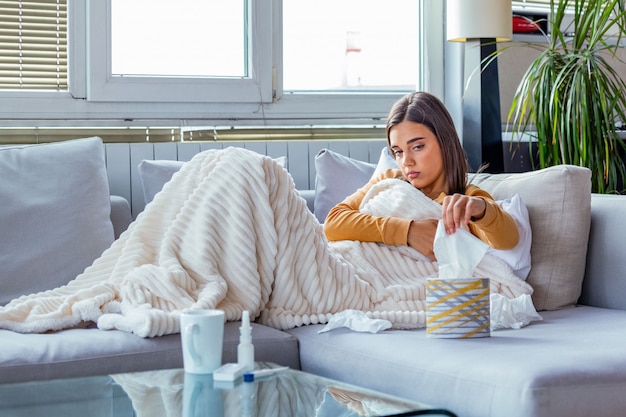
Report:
490,293,543,330
318,310,392,334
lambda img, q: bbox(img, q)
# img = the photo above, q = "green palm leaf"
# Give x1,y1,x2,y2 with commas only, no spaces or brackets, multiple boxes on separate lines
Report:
499,0,626,193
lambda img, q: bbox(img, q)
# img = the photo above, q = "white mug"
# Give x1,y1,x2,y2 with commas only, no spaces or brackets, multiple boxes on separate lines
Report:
180,309,225,374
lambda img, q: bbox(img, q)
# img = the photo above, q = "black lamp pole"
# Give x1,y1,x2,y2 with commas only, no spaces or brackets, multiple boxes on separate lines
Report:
462,39,505,174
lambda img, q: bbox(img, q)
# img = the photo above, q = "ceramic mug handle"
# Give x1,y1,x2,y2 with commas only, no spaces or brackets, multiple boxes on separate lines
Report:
185,323,202,366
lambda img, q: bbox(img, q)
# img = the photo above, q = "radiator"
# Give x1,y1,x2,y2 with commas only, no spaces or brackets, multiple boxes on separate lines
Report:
104,139,387,218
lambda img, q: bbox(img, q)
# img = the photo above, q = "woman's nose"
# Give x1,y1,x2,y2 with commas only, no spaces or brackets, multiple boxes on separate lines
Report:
401,154,414,167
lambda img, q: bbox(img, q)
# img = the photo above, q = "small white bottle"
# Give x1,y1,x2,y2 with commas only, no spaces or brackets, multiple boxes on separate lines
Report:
238,310,255,372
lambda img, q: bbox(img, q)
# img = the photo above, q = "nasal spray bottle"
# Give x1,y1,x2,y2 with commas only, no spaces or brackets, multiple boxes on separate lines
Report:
213,310,255,382
238,310,255,372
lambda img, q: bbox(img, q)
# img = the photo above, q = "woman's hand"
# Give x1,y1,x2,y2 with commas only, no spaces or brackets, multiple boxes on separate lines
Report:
441,194,486,235
407,219,439,261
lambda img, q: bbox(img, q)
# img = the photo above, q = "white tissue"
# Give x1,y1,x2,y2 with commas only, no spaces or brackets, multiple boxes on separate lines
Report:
490,293,543,330
433,220,489,278
318,310,392,334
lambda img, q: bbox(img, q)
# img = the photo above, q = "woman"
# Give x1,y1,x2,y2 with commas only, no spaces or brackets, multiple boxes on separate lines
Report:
324,91,519,261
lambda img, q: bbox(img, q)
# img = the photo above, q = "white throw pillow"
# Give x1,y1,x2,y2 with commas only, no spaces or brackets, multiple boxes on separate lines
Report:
487,194,532,280
0,137,114,306
372,146,399,176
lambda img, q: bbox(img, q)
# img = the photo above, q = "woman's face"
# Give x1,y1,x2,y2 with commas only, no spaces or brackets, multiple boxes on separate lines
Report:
389,120,447,199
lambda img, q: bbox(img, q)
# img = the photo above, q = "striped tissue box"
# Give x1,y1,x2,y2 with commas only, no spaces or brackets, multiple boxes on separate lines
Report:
426,278,490,338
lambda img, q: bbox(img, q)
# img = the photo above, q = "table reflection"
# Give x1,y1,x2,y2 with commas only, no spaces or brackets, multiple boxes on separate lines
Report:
110,363,429,417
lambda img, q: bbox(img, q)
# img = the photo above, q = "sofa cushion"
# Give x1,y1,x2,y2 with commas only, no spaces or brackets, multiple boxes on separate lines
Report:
0,322,300,384
288,306,626,417
0,137,114,306
470,165,591,311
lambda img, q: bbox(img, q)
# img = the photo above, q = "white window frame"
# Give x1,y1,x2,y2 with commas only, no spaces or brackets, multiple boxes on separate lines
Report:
86,0,273,104
0,0,442,128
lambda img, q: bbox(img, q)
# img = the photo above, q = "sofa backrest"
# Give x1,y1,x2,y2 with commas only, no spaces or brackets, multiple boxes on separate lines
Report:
104,140,386,218
579,193,626,310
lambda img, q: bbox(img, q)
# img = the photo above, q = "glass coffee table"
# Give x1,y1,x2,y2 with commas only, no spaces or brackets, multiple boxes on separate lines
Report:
0,362,457,417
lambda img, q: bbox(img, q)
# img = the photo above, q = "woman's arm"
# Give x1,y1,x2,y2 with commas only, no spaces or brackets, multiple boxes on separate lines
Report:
323,169,412,245
324,174,517,254
459,186,519,250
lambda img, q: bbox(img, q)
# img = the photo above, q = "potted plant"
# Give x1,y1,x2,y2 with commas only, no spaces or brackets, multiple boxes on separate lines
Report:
501,0,626,193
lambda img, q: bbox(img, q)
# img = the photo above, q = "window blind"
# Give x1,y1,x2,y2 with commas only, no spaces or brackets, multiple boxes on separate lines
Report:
0,0,67,90
0,126,386,145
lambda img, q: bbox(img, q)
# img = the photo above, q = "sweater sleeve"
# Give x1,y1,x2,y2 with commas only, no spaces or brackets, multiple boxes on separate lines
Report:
323,175,519,250
463,185,520,250
323,169,412,245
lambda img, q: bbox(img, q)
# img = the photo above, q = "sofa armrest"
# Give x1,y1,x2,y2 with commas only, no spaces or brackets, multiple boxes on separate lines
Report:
110,195,133,239
298,189,315,213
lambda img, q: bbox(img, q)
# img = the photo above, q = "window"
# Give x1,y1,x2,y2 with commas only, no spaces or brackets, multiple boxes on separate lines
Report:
88,0,272,103
0,0,67,90
0,0,439,130
111,0,246,78
282,0,420,92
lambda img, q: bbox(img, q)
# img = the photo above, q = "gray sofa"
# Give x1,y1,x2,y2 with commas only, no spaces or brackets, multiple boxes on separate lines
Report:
2,137,626,417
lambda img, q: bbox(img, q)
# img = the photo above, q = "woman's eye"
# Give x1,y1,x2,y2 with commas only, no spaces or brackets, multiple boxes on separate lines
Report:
412,144,424,151
393,150,402,157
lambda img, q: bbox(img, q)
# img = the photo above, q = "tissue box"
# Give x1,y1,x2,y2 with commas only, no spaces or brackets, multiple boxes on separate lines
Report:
426,278,490,338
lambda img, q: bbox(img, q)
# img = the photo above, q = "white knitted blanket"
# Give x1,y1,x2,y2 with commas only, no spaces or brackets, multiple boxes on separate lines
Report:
0,147,533,337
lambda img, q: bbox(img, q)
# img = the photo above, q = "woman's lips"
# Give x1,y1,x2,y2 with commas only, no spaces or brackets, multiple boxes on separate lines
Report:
406,171,419,180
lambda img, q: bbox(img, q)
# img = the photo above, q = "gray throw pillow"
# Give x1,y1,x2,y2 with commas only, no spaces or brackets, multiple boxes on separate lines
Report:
0,137,114,306
313,149,376,223
138,155,287,205
313,147,399,223
138,159,185,205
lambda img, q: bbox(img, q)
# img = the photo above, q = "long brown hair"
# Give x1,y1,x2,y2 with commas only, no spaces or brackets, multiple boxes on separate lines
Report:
385,92,469,195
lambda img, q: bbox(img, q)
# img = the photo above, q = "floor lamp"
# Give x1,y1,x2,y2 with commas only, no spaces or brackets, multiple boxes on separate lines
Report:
446,0,512,173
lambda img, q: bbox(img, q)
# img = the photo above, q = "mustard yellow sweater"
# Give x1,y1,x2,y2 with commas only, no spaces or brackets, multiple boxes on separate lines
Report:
324,169,519,250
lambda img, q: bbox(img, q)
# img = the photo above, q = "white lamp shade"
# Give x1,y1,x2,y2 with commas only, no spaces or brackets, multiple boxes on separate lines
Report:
447,0,512,42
